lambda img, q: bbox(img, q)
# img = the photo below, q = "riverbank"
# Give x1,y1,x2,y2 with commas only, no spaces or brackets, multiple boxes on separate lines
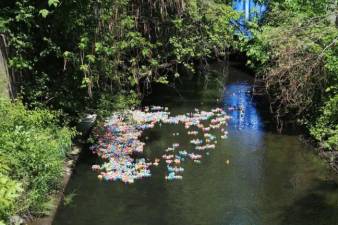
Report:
52,63,338,225
27,144,82,225
231,55,338,175
240,1,338,153
298,135,338,174
26,114,97,225
320,151,338,173
0,99,73,225
23,62,338,225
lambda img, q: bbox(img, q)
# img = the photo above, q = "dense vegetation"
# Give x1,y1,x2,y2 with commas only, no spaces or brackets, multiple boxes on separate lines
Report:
241,0,337,150
0,0,239,223
0,0,337,223
0,0,238,119
0,98,73,224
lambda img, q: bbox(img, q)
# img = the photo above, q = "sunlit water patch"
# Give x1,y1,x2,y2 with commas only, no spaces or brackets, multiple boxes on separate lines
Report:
51,64,338,225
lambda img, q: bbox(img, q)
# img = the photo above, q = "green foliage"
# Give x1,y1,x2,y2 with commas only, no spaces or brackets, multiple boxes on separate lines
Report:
239,0,338,149
169,2,239,64
63,192,77,206
0,159,23,222
0,0,239,120
38,9,49,18
310,94,338,150
48,0,60,8
97,92,140,119
0,98,73,222
0,0,233,222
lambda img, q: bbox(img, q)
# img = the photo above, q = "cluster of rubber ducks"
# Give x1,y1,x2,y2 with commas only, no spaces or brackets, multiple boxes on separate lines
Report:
187,131,198,135
90,106,231,183
140,106,230,181
190,139,203,145
90,115,153,183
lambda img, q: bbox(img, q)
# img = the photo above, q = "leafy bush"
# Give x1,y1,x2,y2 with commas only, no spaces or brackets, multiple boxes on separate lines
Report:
0,0,239,120
0,157,23,223
239,0,338,145
0,175,22,221
310,94,338,150
236,0,338,150
97,92,140,119
0,98,73,222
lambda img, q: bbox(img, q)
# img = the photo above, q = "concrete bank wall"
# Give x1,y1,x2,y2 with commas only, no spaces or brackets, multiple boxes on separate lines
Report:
0,35,14,99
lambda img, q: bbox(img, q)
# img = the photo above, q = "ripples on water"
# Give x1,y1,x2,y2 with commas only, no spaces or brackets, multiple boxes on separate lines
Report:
225,82,261,130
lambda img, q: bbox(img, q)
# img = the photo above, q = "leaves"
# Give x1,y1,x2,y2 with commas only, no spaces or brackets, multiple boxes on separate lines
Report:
240,0,338,145
310,94,338,150
39,9,49,18
0,174,23,220
86,54,95,63
0,99,73,221
1,0,240,117
78,37,89,50
155,76,169,84
48,0,60,8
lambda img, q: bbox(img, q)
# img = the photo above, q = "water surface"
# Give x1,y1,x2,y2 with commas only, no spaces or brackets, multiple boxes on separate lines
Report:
53,63,338,225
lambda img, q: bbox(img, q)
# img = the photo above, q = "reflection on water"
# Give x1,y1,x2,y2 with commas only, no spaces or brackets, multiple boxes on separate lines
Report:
225,83,261,131
52,64,338,225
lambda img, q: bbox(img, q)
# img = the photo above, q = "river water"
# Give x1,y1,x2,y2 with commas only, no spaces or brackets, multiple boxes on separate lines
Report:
53,63,338,225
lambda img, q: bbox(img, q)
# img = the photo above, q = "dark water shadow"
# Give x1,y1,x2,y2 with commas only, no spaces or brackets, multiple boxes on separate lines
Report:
51,62,338,225
280,180,338,225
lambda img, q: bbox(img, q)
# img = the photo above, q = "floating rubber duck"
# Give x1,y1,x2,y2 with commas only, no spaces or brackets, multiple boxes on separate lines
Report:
174,159,181,164
165,160,173,164
172,143,180,148
92,165,100,171
179,150,188,156
190,139,203,145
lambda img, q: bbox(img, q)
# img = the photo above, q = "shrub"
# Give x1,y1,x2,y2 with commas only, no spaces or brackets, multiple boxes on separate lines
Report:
310,94,338,150
239,1,338,142
0,98,73,222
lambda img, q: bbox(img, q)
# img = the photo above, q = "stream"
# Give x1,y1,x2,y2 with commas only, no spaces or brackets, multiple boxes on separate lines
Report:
53,63,338,225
